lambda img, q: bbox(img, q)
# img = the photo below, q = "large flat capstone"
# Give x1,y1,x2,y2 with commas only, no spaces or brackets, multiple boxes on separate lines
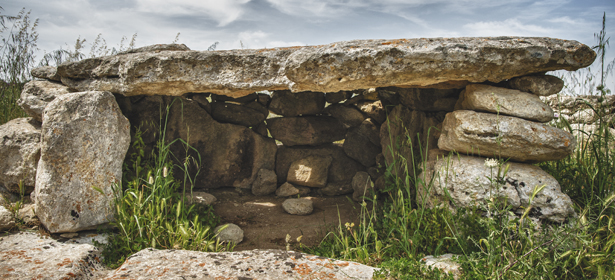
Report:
43,37,595,98
102,248,378,280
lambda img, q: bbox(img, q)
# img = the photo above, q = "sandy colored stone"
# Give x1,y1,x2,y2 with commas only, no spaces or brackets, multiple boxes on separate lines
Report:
287,155,332,188
51,38,594,98
35,91,130,233
0,205,15,231
0,118,40,194
356,100,386,124
456,84,554,122
102,248,378,280
508,74,564,96
30,65,61,81
438,110,575,162
417,154,576,223
18,80,71,122
422,254,462,280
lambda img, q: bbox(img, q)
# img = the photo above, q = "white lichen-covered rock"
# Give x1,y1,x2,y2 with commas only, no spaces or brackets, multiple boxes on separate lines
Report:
17,203,38,225
455,84,554,123
35,91,130,233
0,205,15,231
102,248,378,280
0,118,41,194
183,192,217,206
422,254,462,280
47,37,594,98
438,110,575,162
417,154,576,223
0,232,105,279
214,223,244,243
282,198,314,215
18,80,71,122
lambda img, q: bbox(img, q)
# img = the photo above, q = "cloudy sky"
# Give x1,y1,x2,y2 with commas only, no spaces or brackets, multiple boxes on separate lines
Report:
3,0,615,89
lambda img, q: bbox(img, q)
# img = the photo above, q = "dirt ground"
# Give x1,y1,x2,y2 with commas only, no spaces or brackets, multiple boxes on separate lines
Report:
207,188,363,251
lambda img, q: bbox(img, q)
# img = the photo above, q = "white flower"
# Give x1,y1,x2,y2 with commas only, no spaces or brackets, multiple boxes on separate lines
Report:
285,234,291,243
163,166,168,178
148,176,154,184
484,158,499,168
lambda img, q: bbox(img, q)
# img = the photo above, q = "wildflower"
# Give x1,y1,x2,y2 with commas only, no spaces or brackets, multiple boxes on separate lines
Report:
285,234,291,243
484,158,499,168
296,235,302,243
148,176,154,185
345,222,355,231
163,166,168,178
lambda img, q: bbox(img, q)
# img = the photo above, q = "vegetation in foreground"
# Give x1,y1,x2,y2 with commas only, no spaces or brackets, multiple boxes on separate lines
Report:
1,5,613,279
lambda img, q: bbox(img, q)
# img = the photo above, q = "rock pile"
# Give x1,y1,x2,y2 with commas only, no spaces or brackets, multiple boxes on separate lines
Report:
0,37,595,236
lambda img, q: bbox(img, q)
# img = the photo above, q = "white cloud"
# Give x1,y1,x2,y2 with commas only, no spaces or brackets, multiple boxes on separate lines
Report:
463,18,555,36
135,0,251,26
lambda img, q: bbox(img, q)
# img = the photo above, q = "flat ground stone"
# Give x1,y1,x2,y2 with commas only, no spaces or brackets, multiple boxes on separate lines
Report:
455,84,554,122
287,155,333,188
50,37,594,97
267,116,346,146
0,232,105,280
0,117,41,194
438,110,575,162
417,154,576,223
282,198,314,215
35,91,130,233
103,248,378,280
508,74,564,96
214,223,244,243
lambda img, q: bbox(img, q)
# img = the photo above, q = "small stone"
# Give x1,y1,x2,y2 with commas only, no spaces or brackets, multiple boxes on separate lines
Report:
287,156,333,188
282,198,313,215
257,93,271,107
251,122,269,137
276,182,300,197
356,100,386,124
269,90,325,116
352,172,373,202
184,192,217,206
17,204,38,225
214,223,244,244
324,103,366,128
251,169,278,196
0,205,15,231
325,91,350,103
30,66,61,81
508,75,564,96
0,117,41,194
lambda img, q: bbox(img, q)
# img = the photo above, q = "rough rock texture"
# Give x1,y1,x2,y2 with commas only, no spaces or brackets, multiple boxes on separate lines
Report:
282,198,314,215
214,223,244,243
0,205,15,231
356,100,386,124
319,181,354,196
17,203,38,225
438,110,575,162
267,116,346,146
0,232,105,280
0,118,41,194
275,182,301,197
422,254,462,280
380,105,426,177
325,103,366,128
18,80,71,122
252,169,278,196
508,74,564,96
396,87,461,112
418,154,576,223
287,155,332,188
120,43,191,54
184,192,217,206
103,248,378,280
49,37,595,98
325,91,350,103
269,90,325,116
35,91,130,233
30,65,61,81
276,143,365,186
542,94,615,125
456,84,554,122
164,98,277,189
352,172,374,202
344,119,382,167
210,101,268,127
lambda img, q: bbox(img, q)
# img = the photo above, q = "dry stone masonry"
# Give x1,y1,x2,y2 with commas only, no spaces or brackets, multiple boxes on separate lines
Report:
1,37,596,237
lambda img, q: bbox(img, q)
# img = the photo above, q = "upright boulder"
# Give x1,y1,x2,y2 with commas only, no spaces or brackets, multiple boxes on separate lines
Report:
0,118,41,194
35,91,130,233
18,80,71,122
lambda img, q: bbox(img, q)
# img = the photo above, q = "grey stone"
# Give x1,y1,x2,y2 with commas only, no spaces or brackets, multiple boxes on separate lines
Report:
325,103,366,128
287,155,332,188
17,203,37,225
282,198,314,215
103,248,378,280
0,118,40,194
211,92,257,103
438,110,576,162
455,84,554,122
267,116,346,146
356,100,386,124
54,38,594,97
352,172,373,202
210,101,268,127
542,94,615,125
319,181,354,196
417,154,576,223
164,98,277,189
0,205,15,231
35,91,130,233
252,169,278,196
275,182,300,197
269,90,325,116
276,143,365,186
377,88,400,106
344,121,382,167
508,74,564,96
18,80,71,122
422,254,462,280
119,43,190,54
184,192,217,206
30,65,61,81
0,232,105,280
325,91,350,103
396,87,461,111
214,223,244,243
